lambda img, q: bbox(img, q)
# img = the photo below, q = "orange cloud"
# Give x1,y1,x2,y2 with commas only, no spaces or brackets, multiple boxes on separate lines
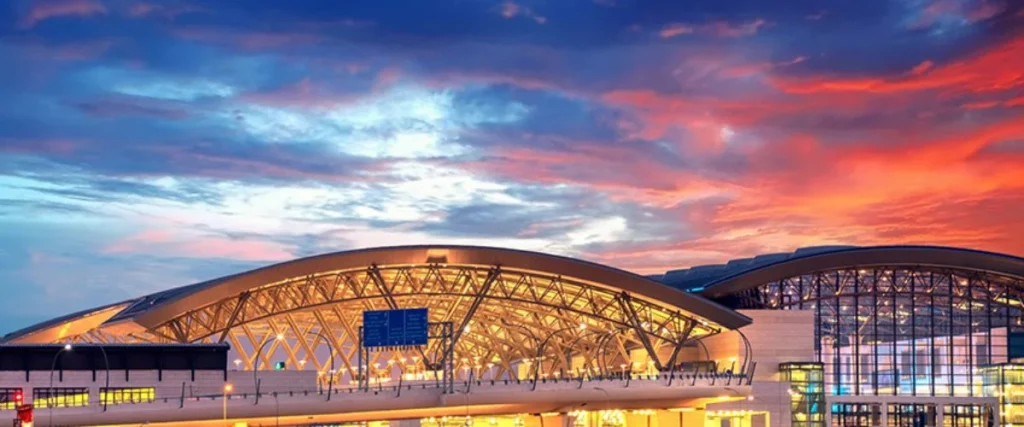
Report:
771,35,1024,95
458,136,733,207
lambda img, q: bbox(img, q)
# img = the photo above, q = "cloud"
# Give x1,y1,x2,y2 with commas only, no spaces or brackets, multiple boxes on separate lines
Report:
770,34,1024,95
125,2,202,20
499,1,547,24
19,0,107,29
71,96,191,119
659,19,768,39
3,0,1024,331
104,229,295,261
907,0,1006,30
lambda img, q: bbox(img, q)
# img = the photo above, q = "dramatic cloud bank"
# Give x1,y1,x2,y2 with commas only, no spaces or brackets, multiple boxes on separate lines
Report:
0,0,1022,330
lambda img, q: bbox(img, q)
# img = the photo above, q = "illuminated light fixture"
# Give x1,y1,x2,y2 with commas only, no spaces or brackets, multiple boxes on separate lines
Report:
540,412,562,417
275,334,284,340
223,383,234,392
64,343,73,351
426,249,448,264
668,408,695,412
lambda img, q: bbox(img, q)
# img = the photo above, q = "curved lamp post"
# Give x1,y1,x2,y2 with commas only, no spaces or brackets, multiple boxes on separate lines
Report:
252,333,284,403
92,345,111,411
499,319,541,380
597,327,638,377
585,327,629,377
306,331,337,401
48,343,73,427
531,323,587,389
562,328,622,379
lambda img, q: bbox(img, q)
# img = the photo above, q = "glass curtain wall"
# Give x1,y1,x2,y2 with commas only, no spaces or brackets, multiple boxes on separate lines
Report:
727,267,1024,397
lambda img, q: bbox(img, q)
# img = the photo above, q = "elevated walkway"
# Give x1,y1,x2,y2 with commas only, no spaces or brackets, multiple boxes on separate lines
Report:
39,376,751,426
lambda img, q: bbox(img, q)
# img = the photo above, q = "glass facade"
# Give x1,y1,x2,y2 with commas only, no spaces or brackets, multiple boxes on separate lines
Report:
781,362,826,427
0,388,22,411
33,387,89,408
980,364,1024,426
724,267,1024,398
100,387,156,405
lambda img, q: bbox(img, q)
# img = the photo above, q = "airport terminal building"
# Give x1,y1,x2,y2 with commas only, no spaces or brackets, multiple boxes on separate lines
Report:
2,245,1023,427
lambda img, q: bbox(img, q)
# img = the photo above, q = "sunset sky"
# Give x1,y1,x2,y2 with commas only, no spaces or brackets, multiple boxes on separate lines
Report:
1,0,1023,331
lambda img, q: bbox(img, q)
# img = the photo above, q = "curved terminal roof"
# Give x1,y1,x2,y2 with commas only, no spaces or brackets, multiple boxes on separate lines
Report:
3,245,750,344
653,245,1024,298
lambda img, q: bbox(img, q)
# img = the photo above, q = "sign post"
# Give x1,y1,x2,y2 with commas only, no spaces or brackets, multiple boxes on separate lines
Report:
358,309,454,393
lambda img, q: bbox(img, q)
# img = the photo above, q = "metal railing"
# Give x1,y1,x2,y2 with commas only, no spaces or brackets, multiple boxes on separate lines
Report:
33,370,752,416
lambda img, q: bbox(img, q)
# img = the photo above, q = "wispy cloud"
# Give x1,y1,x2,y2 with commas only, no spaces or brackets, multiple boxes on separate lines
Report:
499,1,547,24
1,0,1024,329
659,19,768,38
19,0,107,29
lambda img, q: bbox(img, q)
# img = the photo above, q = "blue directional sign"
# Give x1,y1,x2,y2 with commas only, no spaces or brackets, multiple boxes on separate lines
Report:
362,308,428,347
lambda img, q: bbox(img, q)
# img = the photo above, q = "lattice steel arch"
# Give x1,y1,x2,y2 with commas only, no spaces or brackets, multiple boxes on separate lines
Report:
2,246,749,383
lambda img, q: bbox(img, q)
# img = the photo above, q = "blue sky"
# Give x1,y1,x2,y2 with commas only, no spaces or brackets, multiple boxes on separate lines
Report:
1,0,1023,333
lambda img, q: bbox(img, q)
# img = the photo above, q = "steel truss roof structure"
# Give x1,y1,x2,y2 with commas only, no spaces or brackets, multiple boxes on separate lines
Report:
2,246,748,383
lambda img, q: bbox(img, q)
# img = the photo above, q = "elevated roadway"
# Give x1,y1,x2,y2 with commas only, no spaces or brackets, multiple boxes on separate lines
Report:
41,377,750,426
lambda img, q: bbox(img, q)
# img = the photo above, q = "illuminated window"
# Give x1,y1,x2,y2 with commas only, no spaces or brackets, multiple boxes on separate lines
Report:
743,268,1024,398
780,362,825,427
33,388,89,408
100,387,155,405
0,388,24,411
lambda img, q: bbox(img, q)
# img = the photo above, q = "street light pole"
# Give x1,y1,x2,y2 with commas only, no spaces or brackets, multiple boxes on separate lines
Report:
93,344,111,412
306,332,336,401
48,343,73,427
223,383,233,423
532,323,587,385
252,334,284,403
499,319,541,380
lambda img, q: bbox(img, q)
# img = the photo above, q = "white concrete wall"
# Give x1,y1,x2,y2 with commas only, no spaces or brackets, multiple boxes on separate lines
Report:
681,310,815,380
0,369,319,404
738,310,816,380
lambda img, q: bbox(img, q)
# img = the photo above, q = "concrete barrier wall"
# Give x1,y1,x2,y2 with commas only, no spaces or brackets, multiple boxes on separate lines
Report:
0,369,318,403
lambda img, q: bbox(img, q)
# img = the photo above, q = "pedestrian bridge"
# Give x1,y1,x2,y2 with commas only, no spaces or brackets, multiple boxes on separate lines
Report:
43,375,752,427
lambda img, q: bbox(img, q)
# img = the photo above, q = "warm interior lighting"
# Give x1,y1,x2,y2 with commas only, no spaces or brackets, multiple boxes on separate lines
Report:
63,343,73,351
223,384,233,392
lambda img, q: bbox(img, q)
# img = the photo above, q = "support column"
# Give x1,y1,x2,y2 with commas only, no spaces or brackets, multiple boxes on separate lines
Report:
523,415,544,427
392,420,422,427
681,409,704,426
626,412,654,427
656,410,681,427
541,413,568,427
935,404,943,427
